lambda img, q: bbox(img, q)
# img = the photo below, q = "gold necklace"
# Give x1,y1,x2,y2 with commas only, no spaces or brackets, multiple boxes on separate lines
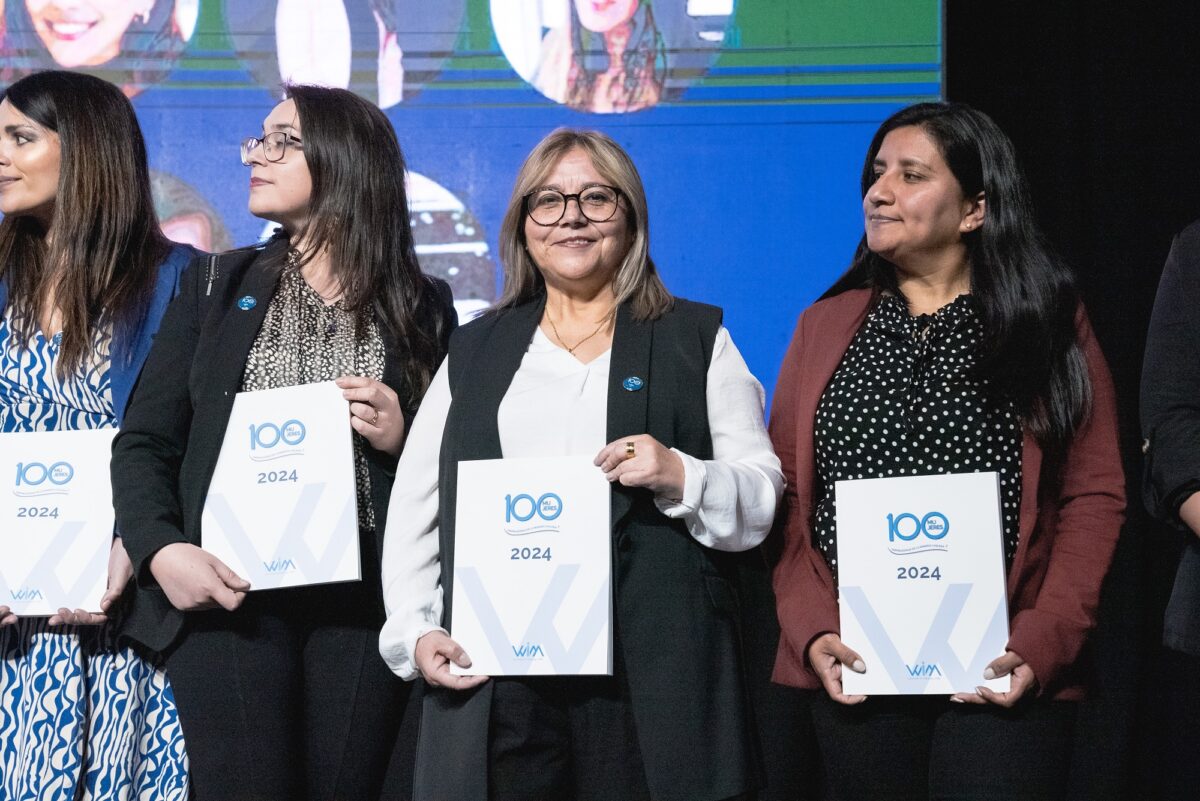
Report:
546,312,610,355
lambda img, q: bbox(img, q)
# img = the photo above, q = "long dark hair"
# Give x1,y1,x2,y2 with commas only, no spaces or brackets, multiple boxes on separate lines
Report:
565,1,665,113
0,70,171,377
823,101,1090,455
269,84,445,405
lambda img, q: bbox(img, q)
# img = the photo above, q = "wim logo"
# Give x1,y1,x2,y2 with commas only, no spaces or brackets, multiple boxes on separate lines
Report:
511,643,545,659
263,558,296,574
10,587,44,602
905,662,943,679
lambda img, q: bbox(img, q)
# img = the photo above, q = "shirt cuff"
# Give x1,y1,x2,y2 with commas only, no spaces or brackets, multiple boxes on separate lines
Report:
654,449,705,517
380,621,447,681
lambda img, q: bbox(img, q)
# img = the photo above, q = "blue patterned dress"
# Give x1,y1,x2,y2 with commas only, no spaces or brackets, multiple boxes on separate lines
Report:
0,315,189,800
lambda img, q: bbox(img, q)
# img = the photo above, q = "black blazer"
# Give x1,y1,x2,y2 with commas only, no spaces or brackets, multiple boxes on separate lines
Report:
414,296,763,801
1142,219,1200,656
111,238,455,652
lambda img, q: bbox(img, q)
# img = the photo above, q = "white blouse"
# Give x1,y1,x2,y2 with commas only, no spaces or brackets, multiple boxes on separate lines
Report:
378,325,783,680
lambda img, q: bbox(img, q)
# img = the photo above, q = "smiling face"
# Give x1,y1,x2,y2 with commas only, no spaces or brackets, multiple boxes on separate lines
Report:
25,0,150,68
246,99,313,232
523,147,631,294
863,125,982,273
574,0,639,33
0,99,62,225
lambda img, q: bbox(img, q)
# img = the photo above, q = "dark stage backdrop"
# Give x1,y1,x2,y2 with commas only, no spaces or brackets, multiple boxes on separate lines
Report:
1,0,943,407
948,2,1200,799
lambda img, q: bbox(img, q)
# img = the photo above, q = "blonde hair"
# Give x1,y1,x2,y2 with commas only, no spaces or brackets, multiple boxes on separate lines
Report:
495,128,672,319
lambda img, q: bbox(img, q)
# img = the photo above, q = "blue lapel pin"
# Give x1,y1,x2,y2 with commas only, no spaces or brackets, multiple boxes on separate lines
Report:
237,295,257,311
622,376,644,392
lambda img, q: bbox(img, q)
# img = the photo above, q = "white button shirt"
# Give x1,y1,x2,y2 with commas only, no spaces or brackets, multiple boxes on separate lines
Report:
379,325,783,679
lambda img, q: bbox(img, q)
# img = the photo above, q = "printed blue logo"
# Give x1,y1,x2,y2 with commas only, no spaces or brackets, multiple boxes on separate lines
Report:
237,295,257,311
886,511,950,555
511,643,545,659
905,662,943,679
622,376,644,392
263,558,297,574
248,420,306,461
504,492,563,536
10,587,44,602
13,461,74,497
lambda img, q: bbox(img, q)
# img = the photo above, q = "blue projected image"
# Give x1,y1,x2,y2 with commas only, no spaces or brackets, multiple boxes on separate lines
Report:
0,0,942,397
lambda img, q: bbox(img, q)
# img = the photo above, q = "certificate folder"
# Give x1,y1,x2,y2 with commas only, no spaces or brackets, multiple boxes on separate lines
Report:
201,381,360,591
0,428,116,615
836,472,1011,695
451,456,612,676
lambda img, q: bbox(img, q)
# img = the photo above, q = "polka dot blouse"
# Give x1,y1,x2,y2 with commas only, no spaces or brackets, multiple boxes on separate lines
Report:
812,293,1023,583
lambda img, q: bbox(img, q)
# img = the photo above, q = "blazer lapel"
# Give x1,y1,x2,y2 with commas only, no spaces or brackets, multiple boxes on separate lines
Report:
203,264,280,401
607,303,652,527
187,261,281,498
793,289,874,517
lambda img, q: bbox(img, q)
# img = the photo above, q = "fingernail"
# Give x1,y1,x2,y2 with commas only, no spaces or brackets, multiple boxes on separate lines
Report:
976,686,987,694
852,659,866,673
949,696,965,703
983,667,996,680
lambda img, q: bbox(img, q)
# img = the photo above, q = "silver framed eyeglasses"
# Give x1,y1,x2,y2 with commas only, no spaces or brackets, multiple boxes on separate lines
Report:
524,185,622,226
240,131,302,166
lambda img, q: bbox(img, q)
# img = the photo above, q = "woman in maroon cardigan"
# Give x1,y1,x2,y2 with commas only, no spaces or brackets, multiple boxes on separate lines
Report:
769,102,1124,800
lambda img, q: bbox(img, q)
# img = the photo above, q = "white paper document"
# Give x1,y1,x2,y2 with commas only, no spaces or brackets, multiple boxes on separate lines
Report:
202,381,359,591
451,456,612,676
836,472,1011,695
0,428,116,615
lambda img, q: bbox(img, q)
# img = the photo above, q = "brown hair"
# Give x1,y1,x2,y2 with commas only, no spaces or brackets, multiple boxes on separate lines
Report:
0,70,171,377
266,84,449,405
496,128,672,320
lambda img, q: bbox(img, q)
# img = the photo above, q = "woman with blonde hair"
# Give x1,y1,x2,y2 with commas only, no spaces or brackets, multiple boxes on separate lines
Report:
380,127,782,801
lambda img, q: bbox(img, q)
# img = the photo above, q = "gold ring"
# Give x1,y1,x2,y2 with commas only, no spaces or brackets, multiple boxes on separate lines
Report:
370,408,380,426
625,441,636,459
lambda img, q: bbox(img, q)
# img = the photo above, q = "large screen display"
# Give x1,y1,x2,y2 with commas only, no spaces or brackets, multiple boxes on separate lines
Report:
1,0,942,396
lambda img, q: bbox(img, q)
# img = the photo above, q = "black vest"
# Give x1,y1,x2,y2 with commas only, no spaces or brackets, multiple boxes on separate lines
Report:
416,296,760,801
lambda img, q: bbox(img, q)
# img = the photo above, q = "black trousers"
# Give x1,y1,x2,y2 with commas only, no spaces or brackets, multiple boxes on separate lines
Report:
487,673,755,801
1144,646,1200,801
811,694,1077,801
488,674,651,801
165,581,410,801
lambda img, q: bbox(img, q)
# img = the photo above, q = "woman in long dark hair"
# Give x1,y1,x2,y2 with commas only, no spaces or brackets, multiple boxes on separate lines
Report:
770,102,1124,799
533,0,665,114
0,69,193,800
110,84,455,800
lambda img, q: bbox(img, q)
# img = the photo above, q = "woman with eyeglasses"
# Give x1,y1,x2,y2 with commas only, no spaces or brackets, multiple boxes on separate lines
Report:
0,70,193,800
110,85,456,800
378,128,783,801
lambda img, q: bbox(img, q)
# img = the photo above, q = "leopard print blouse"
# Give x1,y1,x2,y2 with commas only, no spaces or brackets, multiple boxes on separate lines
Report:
241,265,386,531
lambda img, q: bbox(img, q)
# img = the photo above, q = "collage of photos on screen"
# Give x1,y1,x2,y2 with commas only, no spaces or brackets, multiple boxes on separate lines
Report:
492,0,733,113
0,1,738,318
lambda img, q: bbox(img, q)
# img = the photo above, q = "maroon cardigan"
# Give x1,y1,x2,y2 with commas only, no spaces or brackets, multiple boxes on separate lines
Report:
769,288,1125,699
